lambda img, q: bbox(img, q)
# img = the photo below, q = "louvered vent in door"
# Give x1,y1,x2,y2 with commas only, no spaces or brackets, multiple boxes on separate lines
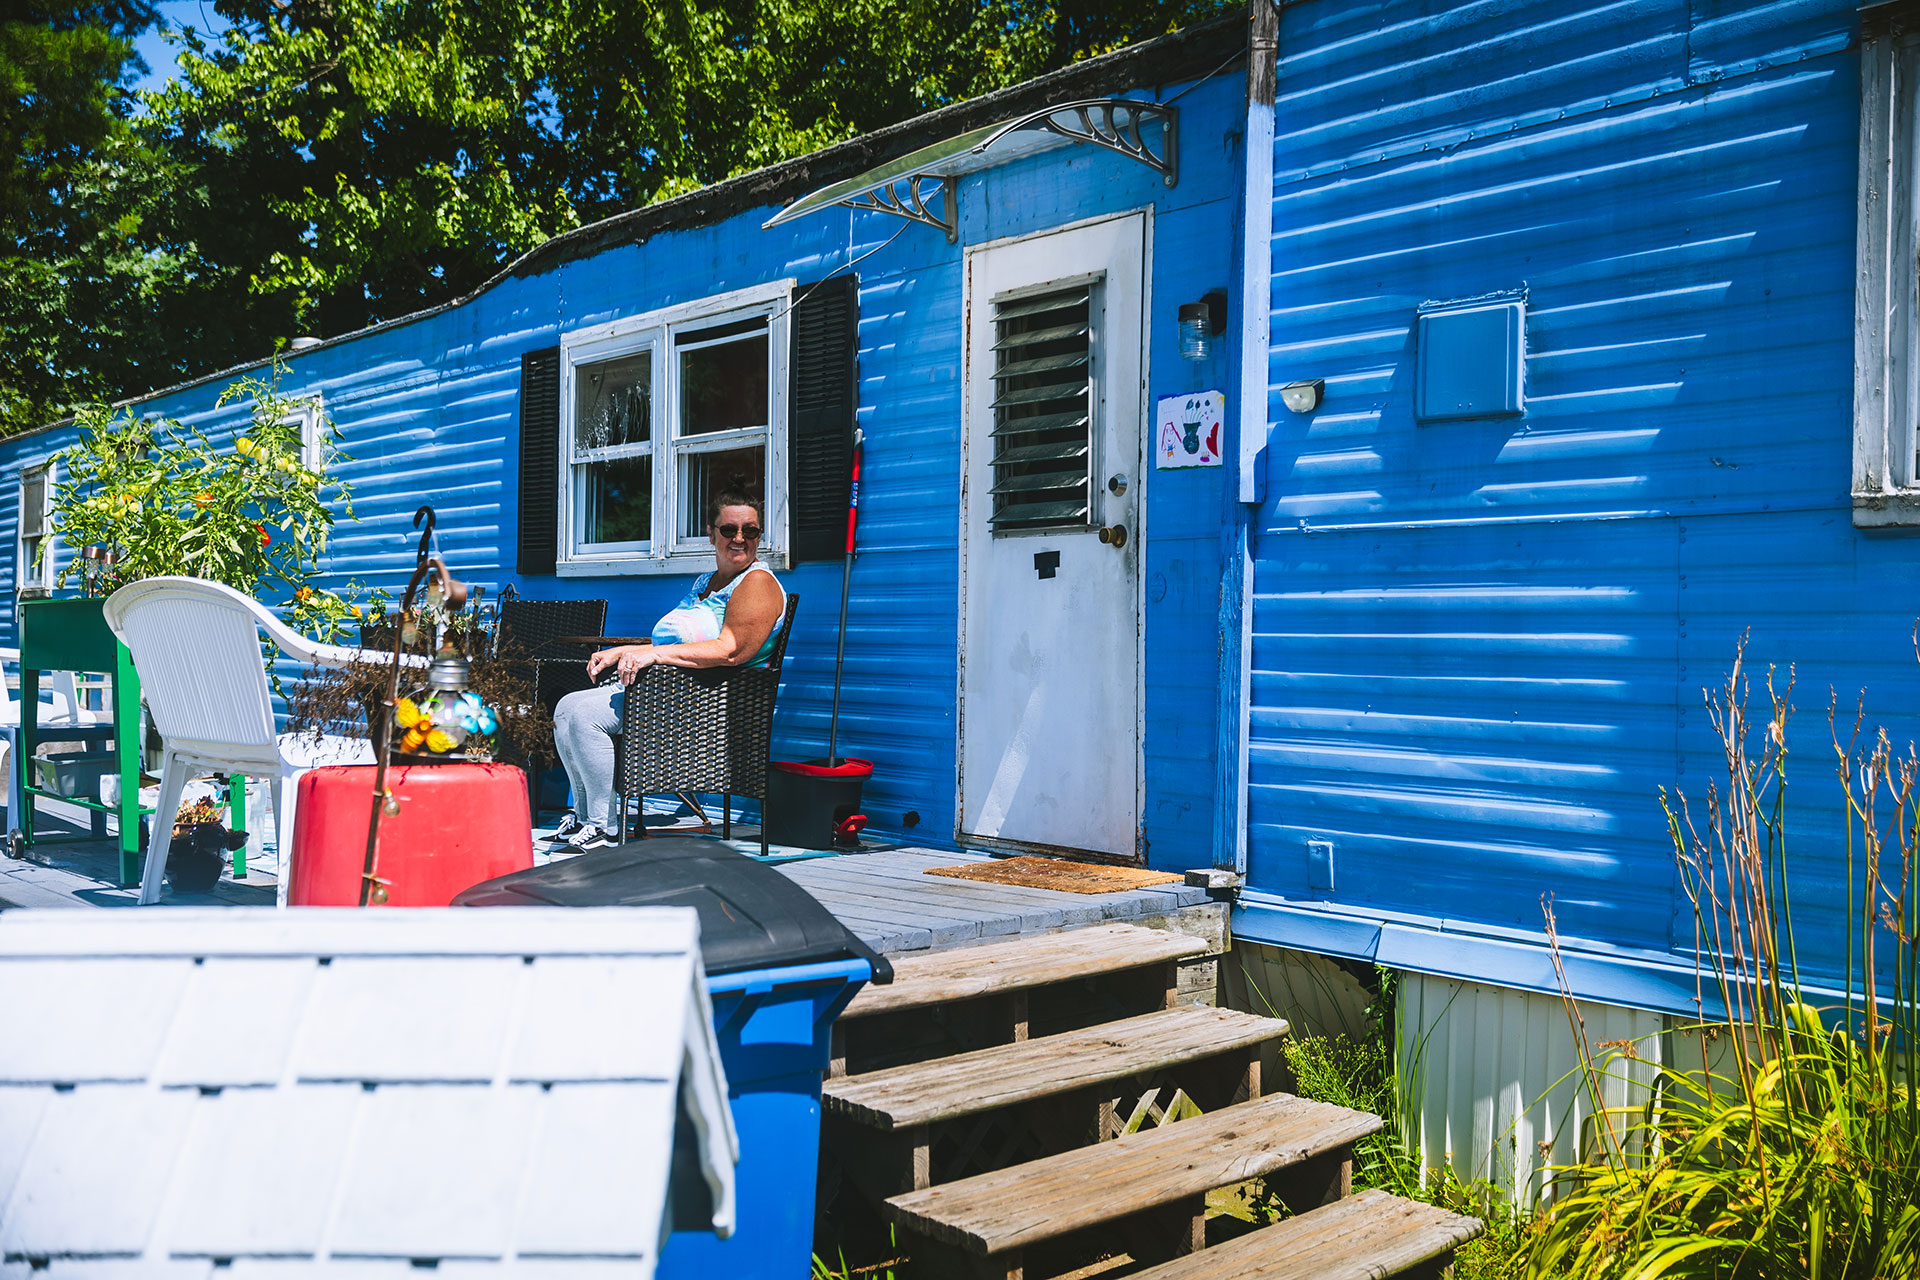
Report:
989,279,1096,533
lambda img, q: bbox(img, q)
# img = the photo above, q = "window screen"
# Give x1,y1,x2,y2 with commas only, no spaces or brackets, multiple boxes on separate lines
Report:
20,470,46,540
989,281,1096,533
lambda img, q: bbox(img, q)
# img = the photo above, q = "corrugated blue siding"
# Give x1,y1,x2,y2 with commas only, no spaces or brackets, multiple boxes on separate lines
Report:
1250,0,1889,991
0,71,1246,867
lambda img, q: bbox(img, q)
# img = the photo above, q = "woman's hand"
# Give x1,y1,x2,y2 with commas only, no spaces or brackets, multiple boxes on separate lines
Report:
586,646,622,680
587,644,646,680
615,647,657,685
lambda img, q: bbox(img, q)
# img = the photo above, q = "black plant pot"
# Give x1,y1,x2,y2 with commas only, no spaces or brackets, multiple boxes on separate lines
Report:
166,823,246,894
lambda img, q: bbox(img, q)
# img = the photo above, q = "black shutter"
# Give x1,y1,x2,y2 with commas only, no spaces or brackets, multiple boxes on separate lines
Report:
787,275,859,562
517,346,561,575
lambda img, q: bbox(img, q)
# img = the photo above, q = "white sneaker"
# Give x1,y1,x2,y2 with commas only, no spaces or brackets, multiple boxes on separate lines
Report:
561,823,614,852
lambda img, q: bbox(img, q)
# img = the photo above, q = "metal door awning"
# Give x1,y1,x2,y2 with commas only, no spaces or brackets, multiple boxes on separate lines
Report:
764,99,1176,243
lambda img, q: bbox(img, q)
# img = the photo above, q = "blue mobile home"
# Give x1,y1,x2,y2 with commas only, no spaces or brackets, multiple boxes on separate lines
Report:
6,0,1917,1200
1236,0,1918,1196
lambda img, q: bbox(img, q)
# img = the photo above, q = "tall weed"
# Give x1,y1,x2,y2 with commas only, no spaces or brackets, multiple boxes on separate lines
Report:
1278,977,1537,1280
1527,641,1920,1278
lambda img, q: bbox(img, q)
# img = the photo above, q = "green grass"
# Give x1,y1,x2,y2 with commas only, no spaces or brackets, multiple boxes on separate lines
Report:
1279,1010,1540,1280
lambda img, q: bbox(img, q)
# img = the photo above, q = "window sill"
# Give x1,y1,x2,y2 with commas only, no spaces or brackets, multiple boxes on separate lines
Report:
556,549,789,577
1853,492,1920,530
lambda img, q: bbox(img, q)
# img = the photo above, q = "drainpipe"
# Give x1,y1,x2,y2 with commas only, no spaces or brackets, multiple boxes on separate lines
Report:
1212,0,1277,879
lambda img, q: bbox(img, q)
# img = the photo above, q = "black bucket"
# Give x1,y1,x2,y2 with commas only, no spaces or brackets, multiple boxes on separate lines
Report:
764,758,873,850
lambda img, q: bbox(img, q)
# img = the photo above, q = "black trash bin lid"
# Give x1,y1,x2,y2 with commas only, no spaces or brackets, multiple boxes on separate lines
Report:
452,837,892,981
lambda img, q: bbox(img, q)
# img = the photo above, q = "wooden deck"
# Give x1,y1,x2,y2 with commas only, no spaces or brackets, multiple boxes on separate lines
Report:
0,806,1227,978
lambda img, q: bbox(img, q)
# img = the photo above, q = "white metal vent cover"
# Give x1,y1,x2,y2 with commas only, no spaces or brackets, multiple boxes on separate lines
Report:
988,278,1100,533
0,906,736,1276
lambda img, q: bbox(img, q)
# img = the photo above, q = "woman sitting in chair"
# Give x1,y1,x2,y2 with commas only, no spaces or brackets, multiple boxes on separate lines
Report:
547,490,787,851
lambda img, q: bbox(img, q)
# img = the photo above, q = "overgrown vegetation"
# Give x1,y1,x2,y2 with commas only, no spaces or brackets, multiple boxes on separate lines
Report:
1527,643,1920,1278
1277,989,1536,1280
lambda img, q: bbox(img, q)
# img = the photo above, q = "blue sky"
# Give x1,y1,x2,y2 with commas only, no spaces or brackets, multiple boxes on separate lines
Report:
128,1,231,101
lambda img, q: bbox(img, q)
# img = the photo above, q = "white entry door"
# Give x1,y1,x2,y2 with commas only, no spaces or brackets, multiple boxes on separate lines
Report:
958,212,1147,860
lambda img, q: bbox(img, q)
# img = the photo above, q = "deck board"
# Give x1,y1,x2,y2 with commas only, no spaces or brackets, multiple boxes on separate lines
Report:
778,847,1212,956
825,1006,1286,1129
884,1093,1383,1254
841,923,1207,1019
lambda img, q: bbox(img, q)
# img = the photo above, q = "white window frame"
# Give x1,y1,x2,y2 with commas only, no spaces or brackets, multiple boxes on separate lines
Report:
16,458,56,595
557,280,792,575
284,396,327,473
1855,10,1920,527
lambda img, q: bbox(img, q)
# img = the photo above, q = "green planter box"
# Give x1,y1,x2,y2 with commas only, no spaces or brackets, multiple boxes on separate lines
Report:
17,596,145,884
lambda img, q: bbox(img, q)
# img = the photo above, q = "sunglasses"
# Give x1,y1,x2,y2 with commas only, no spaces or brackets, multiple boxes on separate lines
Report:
713,523,763,541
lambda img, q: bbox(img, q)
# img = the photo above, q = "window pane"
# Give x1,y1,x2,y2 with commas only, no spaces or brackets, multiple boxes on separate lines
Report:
21,472,45,538
575,350,651,450
680,333,768,436
580,455,652,546
680,444,765,540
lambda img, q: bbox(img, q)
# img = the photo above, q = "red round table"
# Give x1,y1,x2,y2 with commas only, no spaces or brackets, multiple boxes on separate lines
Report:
288,763,533,906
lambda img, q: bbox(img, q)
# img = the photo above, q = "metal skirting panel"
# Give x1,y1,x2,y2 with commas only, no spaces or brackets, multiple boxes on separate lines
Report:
1221,938,1376,1042
1250,0,1906,993
1398,970,1662,1207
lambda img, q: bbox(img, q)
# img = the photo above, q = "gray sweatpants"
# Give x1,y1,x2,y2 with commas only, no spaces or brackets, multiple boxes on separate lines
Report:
552,682,625,829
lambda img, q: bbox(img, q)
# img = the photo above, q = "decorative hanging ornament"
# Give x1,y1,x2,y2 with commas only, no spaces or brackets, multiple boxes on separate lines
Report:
389,644,498,762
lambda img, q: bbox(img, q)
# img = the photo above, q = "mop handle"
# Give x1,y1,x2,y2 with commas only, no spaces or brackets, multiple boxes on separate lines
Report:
826,428,863,767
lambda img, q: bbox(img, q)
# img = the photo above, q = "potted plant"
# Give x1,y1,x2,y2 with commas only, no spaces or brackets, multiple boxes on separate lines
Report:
168,796,248,893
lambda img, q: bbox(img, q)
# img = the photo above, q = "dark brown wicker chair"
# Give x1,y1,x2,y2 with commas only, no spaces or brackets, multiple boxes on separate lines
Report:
611,594,799,856
494,598,610,714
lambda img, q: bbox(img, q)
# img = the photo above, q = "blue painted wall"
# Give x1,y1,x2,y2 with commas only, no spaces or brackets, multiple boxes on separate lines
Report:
0,69,1248,871
1244,0,1896,1003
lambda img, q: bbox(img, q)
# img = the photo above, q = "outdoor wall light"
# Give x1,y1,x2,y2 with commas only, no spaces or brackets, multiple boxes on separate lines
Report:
1281,378,1325,414
1177,289,1229,361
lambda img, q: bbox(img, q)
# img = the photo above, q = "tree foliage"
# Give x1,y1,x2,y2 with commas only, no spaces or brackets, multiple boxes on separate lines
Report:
5,0,1232,434
0,0,163,430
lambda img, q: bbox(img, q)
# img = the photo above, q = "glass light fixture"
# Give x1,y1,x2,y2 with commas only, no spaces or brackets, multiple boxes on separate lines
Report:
1178,302,1212,361
1177,289,1230,362
1281,378,1325,414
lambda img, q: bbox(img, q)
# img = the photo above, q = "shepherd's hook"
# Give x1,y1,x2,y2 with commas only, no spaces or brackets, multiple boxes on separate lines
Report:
413,506,437,564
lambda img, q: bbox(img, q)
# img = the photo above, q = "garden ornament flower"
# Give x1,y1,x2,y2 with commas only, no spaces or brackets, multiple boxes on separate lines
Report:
455,692,497,736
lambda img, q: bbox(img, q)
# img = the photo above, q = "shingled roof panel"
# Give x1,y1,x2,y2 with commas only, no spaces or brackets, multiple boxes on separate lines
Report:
0,908,732,1275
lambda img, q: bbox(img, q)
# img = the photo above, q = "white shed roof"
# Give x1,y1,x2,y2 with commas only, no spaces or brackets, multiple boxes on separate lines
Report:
0,908,736,1277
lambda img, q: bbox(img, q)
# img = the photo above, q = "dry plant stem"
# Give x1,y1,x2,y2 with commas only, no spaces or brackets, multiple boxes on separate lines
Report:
1541,895,1624,1171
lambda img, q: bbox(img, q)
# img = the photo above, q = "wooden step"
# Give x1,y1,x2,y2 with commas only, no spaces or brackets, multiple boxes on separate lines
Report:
839,923,1209,1020
883,1093,1382,1262
1127,1189,1484,1280
825,1005,1287,1130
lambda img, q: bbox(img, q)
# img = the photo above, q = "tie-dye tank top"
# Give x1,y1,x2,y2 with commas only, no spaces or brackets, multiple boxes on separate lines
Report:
650,561,787,667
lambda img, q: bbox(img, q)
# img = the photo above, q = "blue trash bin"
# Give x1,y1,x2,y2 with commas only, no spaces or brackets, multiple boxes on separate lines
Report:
455,837,889,1278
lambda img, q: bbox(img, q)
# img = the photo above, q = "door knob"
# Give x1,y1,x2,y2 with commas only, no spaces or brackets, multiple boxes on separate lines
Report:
1098,523,1129,548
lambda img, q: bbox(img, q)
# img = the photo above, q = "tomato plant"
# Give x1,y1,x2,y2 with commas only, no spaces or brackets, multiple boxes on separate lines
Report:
48,367,382,644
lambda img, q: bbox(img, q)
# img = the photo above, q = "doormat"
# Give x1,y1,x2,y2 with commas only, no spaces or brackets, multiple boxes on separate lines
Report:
924,856,1183,895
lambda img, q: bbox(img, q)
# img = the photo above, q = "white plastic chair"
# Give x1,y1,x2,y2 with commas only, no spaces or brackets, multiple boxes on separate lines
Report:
0,648,106,835
102,577,426,906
